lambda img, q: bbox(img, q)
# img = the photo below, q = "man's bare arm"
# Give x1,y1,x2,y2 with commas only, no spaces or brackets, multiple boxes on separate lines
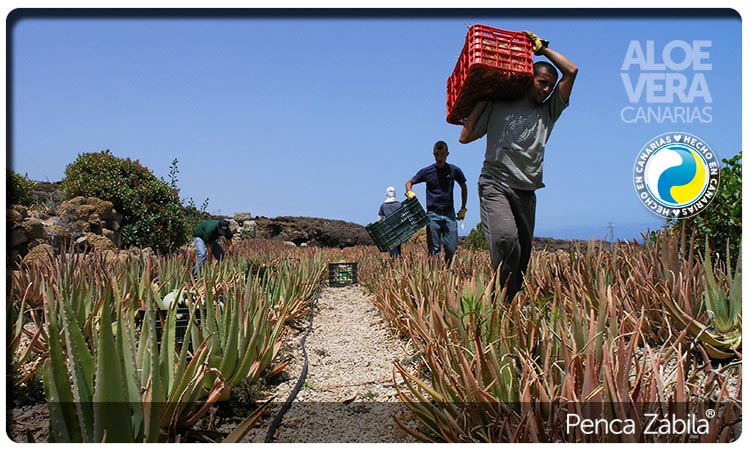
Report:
459,100,489,144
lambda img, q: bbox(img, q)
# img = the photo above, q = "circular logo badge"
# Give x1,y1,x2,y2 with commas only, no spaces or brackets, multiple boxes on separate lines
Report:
633,133,720,219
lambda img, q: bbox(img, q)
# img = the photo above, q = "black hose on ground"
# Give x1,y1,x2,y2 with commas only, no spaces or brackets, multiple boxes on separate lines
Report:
264,297,316,443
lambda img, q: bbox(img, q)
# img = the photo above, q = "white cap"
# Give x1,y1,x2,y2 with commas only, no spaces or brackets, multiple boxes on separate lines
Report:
384,186,397,203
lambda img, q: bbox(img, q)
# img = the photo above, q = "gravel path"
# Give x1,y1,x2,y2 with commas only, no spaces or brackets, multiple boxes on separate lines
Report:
241,284,421,443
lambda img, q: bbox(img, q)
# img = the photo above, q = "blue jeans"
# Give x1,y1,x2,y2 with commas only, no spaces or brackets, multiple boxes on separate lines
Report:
426,210,458,265
193,237,225,280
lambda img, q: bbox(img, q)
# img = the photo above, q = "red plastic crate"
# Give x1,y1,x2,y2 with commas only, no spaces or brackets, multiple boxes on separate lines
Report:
446,25,534,125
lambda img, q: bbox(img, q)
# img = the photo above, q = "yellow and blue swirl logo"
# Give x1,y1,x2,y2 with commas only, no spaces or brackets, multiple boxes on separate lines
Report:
634,133,720,218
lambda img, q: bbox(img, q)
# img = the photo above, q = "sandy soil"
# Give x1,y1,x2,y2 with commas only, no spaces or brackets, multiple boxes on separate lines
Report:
234,284,421,443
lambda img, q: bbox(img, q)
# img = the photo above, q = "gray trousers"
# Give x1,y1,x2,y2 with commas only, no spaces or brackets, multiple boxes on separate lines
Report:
478,177,536,301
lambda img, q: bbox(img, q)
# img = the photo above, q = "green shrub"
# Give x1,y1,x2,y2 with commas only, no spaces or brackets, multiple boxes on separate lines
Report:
61,150,189,252
680,151,742,264
463,222,488,251
7,169,38,206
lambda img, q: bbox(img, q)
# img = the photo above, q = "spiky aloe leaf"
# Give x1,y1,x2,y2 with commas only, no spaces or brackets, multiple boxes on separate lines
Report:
57,286,96,442
703,255,730,330
116,302,146,442
135,310,151,387
159,302,178,394
8,295,28,358
174,300,200,382
394,366,444,435
92,287,133,443
178,368,228,430
42,288,81,443
218,295,240,377
227,304,266,386
395,361,446,402
144,299,164,440
160,341,220,431
203,287,224,369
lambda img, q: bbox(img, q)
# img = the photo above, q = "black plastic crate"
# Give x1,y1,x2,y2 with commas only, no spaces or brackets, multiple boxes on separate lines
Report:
366,197,429,252
135,307,195,346
328,262,358,287
244,264,268,282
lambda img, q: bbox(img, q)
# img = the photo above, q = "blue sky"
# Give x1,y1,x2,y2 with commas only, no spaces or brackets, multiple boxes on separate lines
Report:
7,9,743,240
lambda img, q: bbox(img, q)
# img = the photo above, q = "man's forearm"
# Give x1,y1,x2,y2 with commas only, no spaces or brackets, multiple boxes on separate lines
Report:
459,100,488,144
538,46,578,78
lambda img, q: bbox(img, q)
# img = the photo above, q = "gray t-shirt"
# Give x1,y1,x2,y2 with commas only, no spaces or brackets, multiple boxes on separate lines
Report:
475,87,568,190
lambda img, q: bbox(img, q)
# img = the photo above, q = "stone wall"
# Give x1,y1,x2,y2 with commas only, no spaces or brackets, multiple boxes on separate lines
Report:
6,196,123,266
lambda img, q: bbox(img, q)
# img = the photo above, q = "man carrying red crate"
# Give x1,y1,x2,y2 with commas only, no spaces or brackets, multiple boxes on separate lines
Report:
405,140,468,266
458,30,578,301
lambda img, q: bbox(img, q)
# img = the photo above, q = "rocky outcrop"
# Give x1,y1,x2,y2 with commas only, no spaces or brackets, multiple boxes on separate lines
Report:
7,206,43,265
8,181,374,266
219,214,371,248
233,212,252,223
20,243,55,266
56,196,123,245
6,196,123,266
253,216,374,248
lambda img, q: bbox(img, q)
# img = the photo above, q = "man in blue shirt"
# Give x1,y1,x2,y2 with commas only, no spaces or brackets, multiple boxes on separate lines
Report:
406,140,468,265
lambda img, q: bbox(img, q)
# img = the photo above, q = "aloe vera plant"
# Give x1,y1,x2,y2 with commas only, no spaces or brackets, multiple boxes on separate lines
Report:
39,261,227,442
356,237,741,443
662,248,742,360
9,239,336,443
12,233,740,442
703,251,742,340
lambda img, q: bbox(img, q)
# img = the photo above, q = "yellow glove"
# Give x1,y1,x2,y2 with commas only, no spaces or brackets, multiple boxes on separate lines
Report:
524,30,549,55
405,190,417,199
457,208,467,220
